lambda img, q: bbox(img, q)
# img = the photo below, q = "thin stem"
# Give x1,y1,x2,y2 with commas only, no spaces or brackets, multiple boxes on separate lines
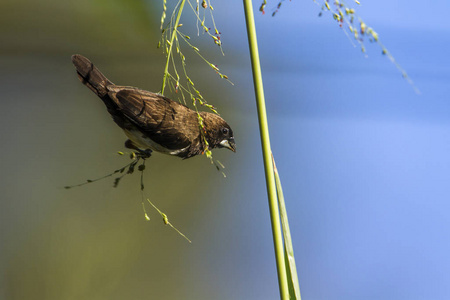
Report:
161,0,186,94
242,1,289,299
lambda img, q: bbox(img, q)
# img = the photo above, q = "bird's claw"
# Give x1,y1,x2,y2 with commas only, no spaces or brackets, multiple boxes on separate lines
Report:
136,149,152,159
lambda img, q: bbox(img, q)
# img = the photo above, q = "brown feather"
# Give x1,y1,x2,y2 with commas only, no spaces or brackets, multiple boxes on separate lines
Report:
72,54,235,159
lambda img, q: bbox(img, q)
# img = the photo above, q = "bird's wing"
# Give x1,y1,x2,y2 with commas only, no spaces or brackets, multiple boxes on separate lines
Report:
111,87,194,150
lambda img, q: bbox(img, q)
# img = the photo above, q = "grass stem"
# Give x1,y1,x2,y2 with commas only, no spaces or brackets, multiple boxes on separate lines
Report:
242,1,289,299
161,0,186,94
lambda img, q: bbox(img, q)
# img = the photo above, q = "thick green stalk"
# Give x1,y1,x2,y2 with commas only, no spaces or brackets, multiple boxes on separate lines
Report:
161,0,185,94
242,1,289,299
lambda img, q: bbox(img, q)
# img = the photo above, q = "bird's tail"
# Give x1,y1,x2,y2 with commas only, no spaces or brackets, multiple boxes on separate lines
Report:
71,54,113,98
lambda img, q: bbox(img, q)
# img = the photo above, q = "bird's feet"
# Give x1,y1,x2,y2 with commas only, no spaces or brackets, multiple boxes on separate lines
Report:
137,149,152,159
125,139,152,159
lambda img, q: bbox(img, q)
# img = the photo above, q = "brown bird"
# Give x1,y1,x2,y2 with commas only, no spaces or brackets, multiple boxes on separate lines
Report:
71,54,236,159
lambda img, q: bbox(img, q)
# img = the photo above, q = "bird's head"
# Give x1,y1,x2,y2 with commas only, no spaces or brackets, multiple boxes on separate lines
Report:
201,112,236,153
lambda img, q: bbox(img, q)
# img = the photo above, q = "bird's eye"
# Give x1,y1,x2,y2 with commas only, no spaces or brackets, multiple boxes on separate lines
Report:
221,127,229,135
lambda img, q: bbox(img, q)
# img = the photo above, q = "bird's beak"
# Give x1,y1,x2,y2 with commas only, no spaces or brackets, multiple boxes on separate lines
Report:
220,138,236,152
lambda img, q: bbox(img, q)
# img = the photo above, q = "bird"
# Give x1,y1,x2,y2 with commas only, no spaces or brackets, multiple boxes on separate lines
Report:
71,54,236,159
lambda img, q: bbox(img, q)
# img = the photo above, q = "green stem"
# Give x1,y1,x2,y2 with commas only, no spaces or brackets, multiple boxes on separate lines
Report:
161,0,186,95
242,1,289,299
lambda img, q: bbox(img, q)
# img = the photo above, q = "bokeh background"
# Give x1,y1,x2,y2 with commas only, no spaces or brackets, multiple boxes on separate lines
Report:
2,0,450,299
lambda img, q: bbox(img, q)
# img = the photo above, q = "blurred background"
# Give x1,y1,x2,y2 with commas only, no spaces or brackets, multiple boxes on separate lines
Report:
1,0,450,299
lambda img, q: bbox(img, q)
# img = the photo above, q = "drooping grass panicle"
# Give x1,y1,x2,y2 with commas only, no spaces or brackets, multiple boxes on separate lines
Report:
64,152,144,190
139,160,192,243
66,149,192,242
159,0,234,162
261,0,419,93
317,0,419,93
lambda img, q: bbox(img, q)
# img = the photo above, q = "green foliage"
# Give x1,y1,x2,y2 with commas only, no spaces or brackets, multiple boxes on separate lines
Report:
159,0,231,168
273,156,301,300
